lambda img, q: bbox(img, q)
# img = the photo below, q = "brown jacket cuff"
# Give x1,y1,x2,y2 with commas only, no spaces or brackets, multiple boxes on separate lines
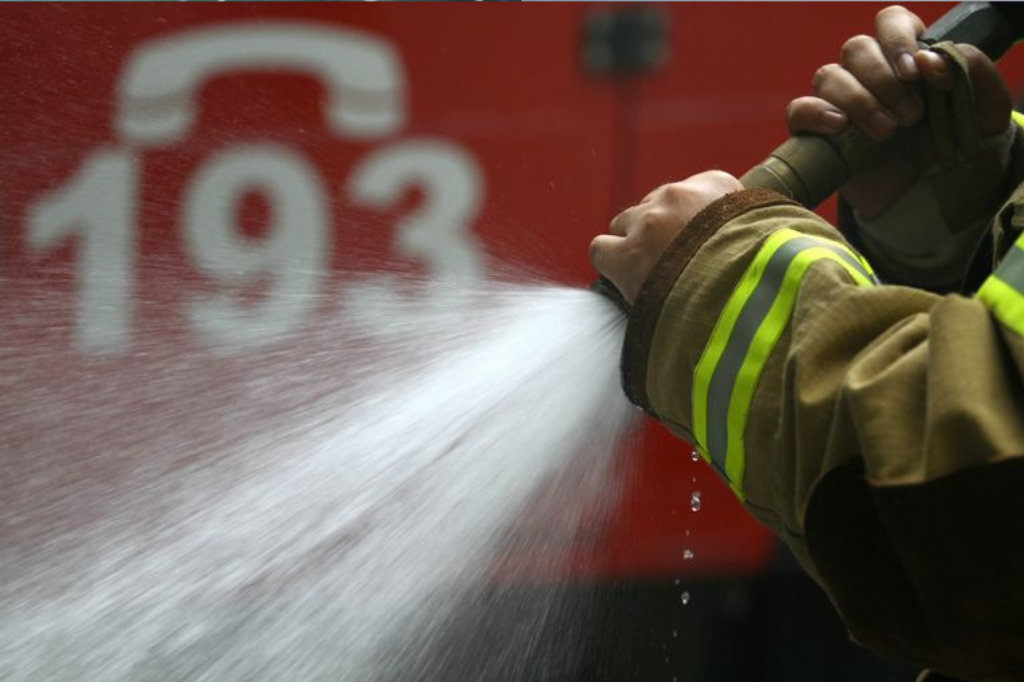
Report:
621,188,797,412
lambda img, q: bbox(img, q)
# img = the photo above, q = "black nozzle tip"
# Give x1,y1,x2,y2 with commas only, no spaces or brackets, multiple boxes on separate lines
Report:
589,276,631,315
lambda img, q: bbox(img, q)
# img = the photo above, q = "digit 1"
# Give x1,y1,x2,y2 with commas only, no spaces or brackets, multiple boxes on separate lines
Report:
26,148,138,354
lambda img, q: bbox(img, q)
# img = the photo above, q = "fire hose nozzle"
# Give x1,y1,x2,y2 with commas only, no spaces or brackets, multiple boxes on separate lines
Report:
738,128,893,209
590,276,631,315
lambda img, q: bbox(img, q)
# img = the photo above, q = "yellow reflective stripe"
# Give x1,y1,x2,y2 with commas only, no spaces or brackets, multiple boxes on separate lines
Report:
722,248,873,494
977,276,1024,334
691,228,875,500
847,246,878,282
1013,110,1024,129
977,242,1024,336
691,229,802,457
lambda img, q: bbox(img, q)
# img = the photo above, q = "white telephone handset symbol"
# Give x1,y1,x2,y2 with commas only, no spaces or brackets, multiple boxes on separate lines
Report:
116,23,406,145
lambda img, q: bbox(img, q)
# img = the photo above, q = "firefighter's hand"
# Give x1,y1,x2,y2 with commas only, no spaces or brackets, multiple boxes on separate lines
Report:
589,171,742,304
786,5,1013,218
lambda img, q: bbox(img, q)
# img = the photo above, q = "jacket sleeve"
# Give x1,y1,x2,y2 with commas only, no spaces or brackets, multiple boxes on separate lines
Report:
624,188,1024,680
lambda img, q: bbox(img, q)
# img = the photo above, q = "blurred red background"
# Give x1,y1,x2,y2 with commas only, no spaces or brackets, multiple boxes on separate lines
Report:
5,1,1023,587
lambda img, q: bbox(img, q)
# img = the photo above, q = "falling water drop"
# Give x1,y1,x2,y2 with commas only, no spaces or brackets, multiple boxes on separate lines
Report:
690,491,701,512
680,591,690,606
683,549,694,561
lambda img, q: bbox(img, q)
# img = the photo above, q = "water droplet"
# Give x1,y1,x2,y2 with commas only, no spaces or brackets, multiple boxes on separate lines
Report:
671,629,678,638
690,491,701,512
683,549,694,560
680,591,690,605
674,578,681,586
690,449,699,462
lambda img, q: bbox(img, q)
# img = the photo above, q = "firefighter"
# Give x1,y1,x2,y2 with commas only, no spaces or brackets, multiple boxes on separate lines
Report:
589,6,1024,681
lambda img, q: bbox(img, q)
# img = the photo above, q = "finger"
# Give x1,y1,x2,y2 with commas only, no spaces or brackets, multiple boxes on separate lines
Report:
588,234,626,283
875,5,926,82
786,96,850,135
813,63,898,140
915,49,954,90
640,187,661,204
609,207,636,237
841,34,923,126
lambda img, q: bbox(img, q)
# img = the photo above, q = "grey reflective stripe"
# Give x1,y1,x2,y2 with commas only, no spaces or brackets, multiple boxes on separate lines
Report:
995,245,1024,295
703,236,874,473
831,242,878,284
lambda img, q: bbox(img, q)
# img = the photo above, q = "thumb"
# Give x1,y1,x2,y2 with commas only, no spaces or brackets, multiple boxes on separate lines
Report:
588,234,632,300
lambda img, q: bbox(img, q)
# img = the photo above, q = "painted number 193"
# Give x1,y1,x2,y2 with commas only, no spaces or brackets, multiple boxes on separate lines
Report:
25,22,485,355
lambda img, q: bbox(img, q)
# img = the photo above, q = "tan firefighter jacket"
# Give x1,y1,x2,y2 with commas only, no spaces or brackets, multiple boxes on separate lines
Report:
621,180,1024,680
